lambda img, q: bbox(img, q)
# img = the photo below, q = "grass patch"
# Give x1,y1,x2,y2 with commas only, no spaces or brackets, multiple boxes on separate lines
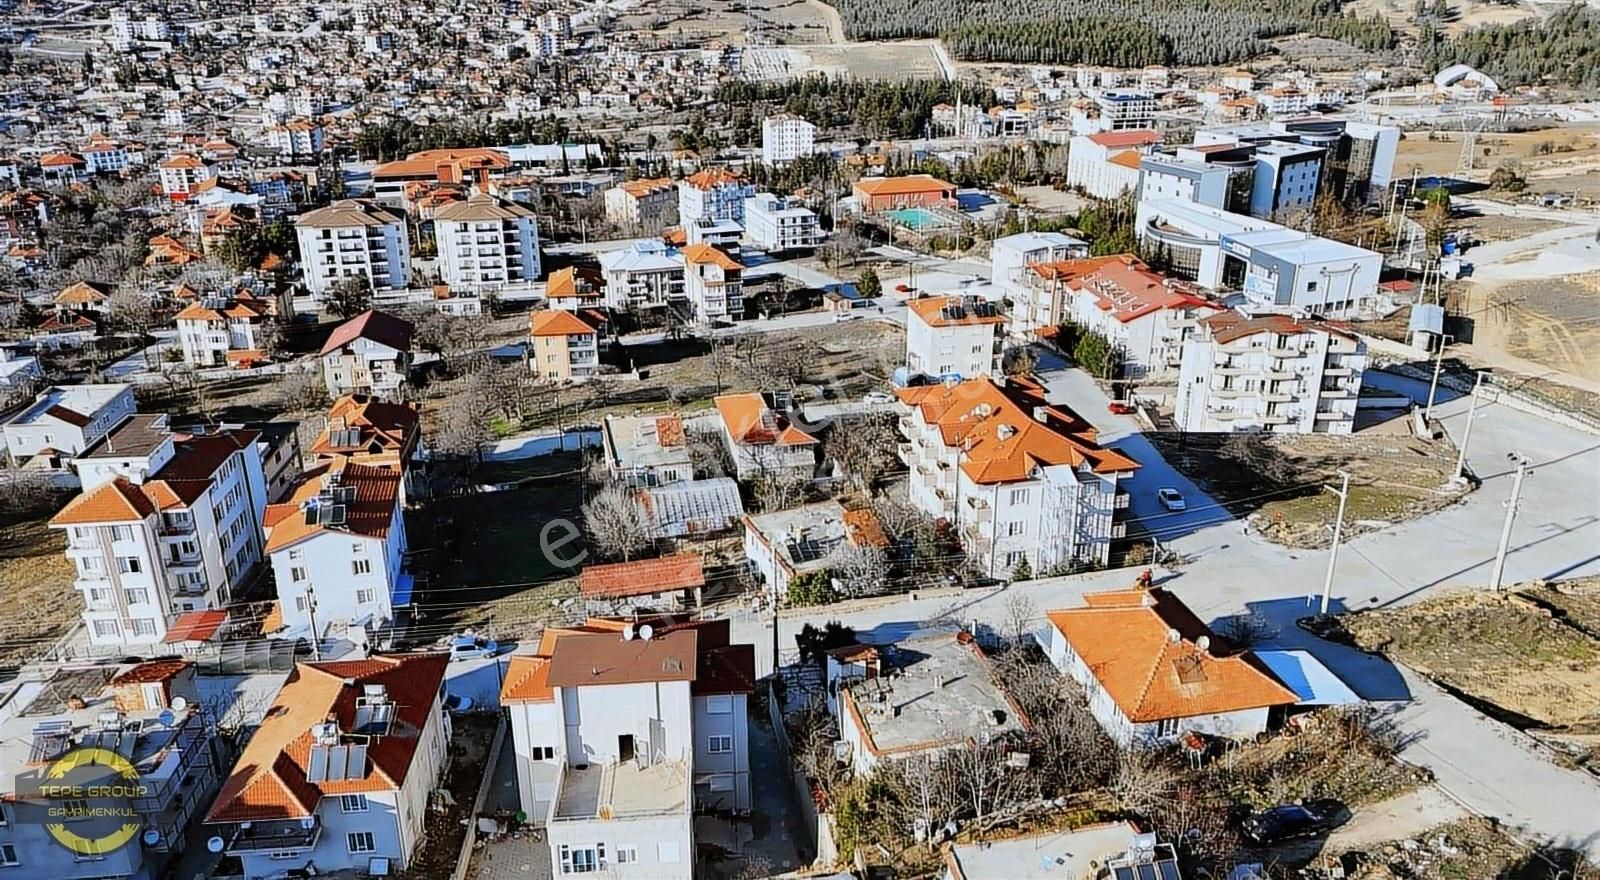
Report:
0,515,80,667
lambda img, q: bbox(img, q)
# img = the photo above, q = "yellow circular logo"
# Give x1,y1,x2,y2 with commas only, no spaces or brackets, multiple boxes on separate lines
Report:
41,747,145,856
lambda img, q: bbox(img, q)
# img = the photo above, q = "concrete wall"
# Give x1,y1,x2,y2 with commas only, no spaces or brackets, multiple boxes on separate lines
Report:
559,680,694,766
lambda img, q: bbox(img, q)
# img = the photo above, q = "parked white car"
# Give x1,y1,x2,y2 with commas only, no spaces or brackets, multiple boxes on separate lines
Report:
1157,487,1186,511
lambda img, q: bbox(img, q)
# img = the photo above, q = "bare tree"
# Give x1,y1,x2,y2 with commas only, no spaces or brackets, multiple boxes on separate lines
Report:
1112,749,1179,817
888,754,960,849
1000,593,1037,649
428,387,494,466
829,541,888,598
1215,611,1279,648
687,428,731,479
581,482,652,561
277,368,330,414
946,739,1032,831
825,412,899,489
752,467,808,512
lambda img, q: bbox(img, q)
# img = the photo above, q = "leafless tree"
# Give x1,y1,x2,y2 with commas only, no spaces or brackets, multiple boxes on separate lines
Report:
1215,611,1279,648
825,412,899,489
582,482,652,561
687,428,731,479
1112,749,1179,817
829,541,888,598
428,386,494,466
277,368,330,415
0,470,68,519
752,467,808,512
946,739,1032,832
1000,593,1037,649
887,754,961,849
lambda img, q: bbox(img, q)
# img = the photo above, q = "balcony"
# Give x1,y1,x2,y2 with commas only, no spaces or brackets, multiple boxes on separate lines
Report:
897,442,913,463
1315,410,1352,420
1263,369,1296,381
1210,409,1240,421
1262,392,1295,403
1319,388,1351,399
1213,387,1243,399
1111,522,1128,539
226,818,321,853
1267,347,1305,359
1323,366,1353,377
1214,365,1247,376
1264,414,1291,425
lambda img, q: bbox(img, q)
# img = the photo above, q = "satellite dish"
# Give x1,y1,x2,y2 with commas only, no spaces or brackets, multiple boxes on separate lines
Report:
143,829,161,847
207,836,225,853
171,695,188,712
638,624,654,642
1167,628,1181,644
157,709,175,727
621,624,635,641
1196,635,1211,653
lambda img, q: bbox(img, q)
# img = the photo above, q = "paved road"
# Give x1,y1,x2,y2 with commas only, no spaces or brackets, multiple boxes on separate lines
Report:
732,360,1600,857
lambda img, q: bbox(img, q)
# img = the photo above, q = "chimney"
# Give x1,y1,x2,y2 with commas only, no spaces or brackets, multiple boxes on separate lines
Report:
1032,406,1048,423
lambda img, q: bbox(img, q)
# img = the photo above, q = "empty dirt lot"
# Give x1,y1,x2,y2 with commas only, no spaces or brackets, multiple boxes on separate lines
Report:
1397,124,1600,198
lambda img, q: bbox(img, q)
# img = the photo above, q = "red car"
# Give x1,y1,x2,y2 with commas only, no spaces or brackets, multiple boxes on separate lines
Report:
1107,401,1134,415
895,283,914,293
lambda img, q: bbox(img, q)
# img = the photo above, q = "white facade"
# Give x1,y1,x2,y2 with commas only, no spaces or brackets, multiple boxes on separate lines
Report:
761,114,815,166
296,200,411,296
268,120,325,158
1065,133,1154,199
678,174,756,225
1094,90,1157,132
2,383,135,466
989,232,1088,301
1175,316,1366,434
176,300,266,367
742,193,822,251
323,335,410,399
682,246,743,324
905,296,1005,380
435,195,542,291
600,241,686,310
268,470,408,635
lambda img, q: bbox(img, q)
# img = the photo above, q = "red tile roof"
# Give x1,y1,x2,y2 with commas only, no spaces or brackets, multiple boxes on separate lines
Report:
1086,129,1163,148
111,658,193,684
263,462,404,553
714,393,816,447
580,554,705,599
163,610,229,644
321,309,414,355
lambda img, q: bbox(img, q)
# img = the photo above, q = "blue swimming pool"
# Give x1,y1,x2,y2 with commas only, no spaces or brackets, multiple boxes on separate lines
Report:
888,207,954,231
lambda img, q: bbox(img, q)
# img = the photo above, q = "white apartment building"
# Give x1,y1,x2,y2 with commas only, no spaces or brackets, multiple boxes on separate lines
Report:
905,295,1005,380
1093,90,1157,132
264,462,409,636
268,119,325,159
109,8,169,51
1175,311,1367,434
678,169,755,225
761,113,815,165
989,231,1088,302
896,378,1138,577
434,193,542,291
1194,117,1400,205
320,309,414,400
2,382,135,468
205,654,451,880
295,199,411,296
82,135,135,174
714,392,816,481
500,617,755,879
1066,129,1162,199
1050,255,1222,378
175,294,271,367
742,193,822,252
681,243,743,324
604,178,676,231
1260,86,1311,116
49,416,267,651
158,152,215,202
600,240,687,312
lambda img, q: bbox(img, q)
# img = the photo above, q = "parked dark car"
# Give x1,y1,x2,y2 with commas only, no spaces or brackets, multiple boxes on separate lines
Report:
1239,801,1342,844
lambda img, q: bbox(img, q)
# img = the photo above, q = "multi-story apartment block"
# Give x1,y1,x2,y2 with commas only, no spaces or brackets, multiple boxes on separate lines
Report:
205,654,451,880
295,199,411,296
895,378,1138,577
1066,129,1163,199
681,243,743,324
761,113,815,165
264,461,409,635
714,392,816,481
1093,90,1157,132
741,193,822,252
600,241,686,312
989,232,1089,302
157,153,215,202
82,134,134,174
677,169,755,225
175,293,272,367
1194,117,1400,205
1260,86,1311,116
0,659,222,880
268,118,325,160
320,309,414,399
604,178,676,231
905,295,1005,380
500,616,755,879
545,266,606,312
434,193,541,291
49,416,268,650
2,382,135,468
1175,312,1367,434
529,309,602,380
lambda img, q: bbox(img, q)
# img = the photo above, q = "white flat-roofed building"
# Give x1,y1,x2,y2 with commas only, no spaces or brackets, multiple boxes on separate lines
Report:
2,382,135,468
600,240,686,311
678,169,755,225
905,295,1005,380
602,414,694,487
1175,311,1366,434
1092,90,1157,132
604,178,676,232
295,199,411,296
1066,129,1163,199
762,114,815,165
990,231,1088,302
681,243,744,324
742,193,822,252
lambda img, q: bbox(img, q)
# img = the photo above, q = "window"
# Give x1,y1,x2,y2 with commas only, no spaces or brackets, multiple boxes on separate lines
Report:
356,589,375,604
705,694,732,714
1007,487,1030,505
117,556,142,574
1155,718,1181,737
124,588,149,605
295,596,308,612
616,846,638,865
291,567,307,582
0,843,16,866
132,619,158,637
1007,521,1025,537
559,845,601,874
81,557,105,575
708,734,733,754
110,525,132,542
1004,551,1025,567
268,851,300,860
92,620,121,638
289,548,303,560
340,794,369,813
531,746,556,760
352,559,372,576
347,832,376,854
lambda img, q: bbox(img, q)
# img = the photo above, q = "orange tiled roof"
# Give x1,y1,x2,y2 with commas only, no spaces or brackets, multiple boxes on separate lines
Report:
372,147,511,181
206,654,450,822
620,177,673,198
1040,254,1211,324
309,395,419,461
907,295,1005,328
682,168,743,190
843,508,890,548
1046,588,1298,722
680,243,741,271
854,174,954,197
1108,150,1145,171
895,378,1137,482
1086,129,1162,148
262,462,403,553
714,393,816,447
580,554,705,599
55,280,111,305
50,477,158,525
544,265,602,300
529,309,599,337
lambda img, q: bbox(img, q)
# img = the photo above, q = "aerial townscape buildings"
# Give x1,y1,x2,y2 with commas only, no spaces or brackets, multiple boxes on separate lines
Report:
1,2,1598,878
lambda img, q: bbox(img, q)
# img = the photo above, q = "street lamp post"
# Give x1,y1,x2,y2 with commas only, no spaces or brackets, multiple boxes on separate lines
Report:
1423,333,1455,424
1453,371,1487,482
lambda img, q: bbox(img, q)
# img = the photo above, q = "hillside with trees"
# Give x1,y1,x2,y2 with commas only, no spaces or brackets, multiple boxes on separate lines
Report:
1417,4,1600,89
821,0,1394,65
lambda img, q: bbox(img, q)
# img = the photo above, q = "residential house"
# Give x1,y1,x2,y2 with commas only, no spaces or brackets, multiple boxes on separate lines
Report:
579,554,705,614
545,265,606,312
434,192,542,291
743,500,888,602
50,417,268,650
175,293,273,368
1175,312,1366,434
1039,587,1299,747
268,118,325,160
158,153,215,201
852,175,957,213
989,232,1089,303
38,151,88,184
528,309,602,380
601,414,693,487
146,235,205,268
761,114,815,165
295,199,411,297
370,147,512,208
681,243,743,324
1065,130,1163,199
263,462,410,636
895,378,1138,576
604,178,676,231
499,615,755,879
742,193,822,252
678,168,755,225
599,240,686,312
0,347,42,393
1034,255,1222,377
905,295,1005,381
308,394,423,499
0,661,222,880
828,630,1028,774
203,654,451,879
2,383,135,468
713,392,816,481
54,279,112,317
320,309,414,399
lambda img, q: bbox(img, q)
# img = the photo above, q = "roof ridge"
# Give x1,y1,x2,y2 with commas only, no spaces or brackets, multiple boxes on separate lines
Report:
1129,632,1175,719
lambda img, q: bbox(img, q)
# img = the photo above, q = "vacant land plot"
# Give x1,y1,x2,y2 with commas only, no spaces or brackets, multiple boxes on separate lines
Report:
1396,124,1600,196
1327,816,1590,879
1472,272,1600,383
1149,432,1468,548
0,515,78,667
744,42,947,81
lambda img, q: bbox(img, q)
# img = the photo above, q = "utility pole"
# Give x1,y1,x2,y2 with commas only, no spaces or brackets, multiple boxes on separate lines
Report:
1488,453,1531,591
1318,471,1351,616
1424,333,1454,424
1453,371,1486,482
306,584,321,661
